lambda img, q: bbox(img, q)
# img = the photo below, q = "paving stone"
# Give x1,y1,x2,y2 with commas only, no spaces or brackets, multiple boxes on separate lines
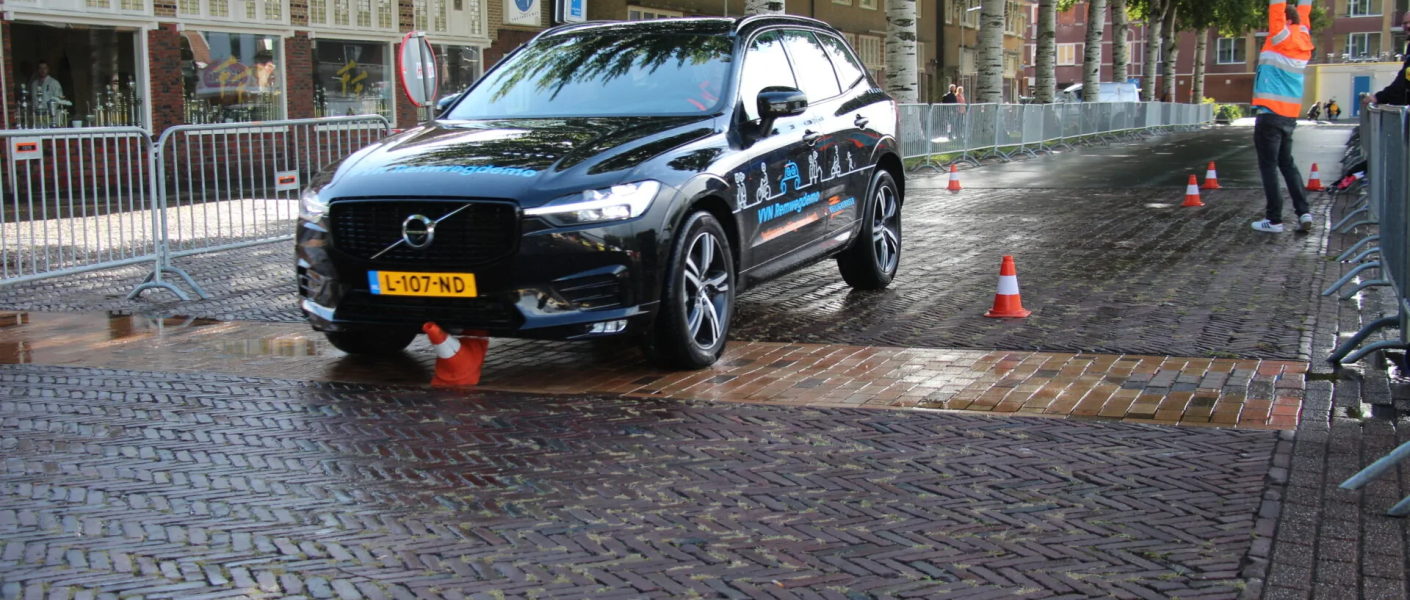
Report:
0,363,1276,598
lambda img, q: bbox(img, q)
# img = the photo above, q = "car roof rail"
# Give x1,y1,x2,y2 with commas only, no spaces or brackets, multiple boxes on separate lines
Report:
736,14,834,32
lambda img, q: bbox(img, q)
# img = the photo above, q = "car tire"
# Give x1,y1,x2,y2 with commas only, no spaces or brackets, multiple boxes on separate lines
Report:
324,328,418,356
838,170,901,290
644,211,735,370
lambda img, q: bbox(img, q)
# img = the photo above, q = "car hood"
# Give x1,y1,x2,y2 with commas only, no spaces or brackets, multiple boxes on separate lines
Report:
326,116,719,206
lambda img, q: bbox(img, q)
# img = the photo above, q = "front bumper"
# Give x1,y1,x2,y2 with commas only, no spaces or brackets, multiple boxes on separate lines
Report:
296,206,666,340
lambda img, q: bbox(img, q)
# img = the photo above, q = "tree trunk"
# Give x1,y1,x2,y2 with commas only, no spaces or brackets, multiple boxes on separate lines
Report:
1034,0,1056,102
743,0,783,15
1160,7,1178,102
976,0,1005,103
1141,0,1163,101
1110,0,1129,85
1191,28,1208,102
1081,0,1108,102
884,0,919,102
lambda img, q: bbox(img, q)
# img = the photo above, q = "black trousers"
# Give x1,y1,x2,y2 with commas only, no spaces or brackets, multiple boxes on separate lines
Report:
1254,112,1310,224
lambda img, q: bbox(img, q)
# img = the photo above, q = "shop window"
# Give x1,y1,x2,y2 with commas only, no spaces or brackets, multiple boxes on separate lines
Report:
181,31,284,124
437,45,482,98
9,23,141,129
313,40,392,122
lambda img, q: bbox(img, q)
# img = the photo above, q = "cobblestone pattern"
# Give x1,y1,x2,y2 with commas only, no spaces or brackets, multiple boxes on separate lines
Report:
0,186,1330,360
1248,177,1410,598
0,243,300,323
0,364,1278,599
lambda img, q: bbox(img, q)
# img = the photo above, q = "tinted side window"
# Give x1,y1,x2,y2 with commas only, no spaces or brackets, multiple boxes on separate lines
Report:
782,31,841,101
816,34,867,92
738,31,798,121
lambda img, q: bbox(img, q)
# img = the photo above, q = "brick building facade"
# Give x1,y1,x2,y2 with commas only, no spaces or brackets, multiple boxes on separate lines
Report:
1024,0,1408,108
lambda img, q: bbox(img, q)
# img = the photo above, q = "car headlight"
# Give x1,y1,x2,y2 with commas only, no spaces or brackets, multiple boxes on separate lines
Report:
300,186,329,222
524,181,661,226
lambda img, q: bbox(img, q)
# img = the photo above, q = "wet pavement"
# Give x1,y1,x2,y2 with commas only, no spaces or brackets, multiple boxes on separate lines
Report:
0,364,1278,599
0,123,1388,600
0,311,1307,428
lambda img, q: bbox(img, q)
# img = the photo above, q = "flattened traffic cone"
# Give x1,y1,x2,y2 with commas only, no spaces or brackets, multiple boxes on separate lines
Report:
984,255,1031,318
424,321,488,387
1182,175,1204,207
947,164,962,191
1201,162,1221,189
1306,163,1324,191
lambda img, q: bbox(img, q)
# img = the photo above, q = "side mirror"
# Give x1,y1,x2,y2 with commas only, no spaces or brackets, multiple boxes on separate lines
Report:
755,86,807,136
757,86,808,120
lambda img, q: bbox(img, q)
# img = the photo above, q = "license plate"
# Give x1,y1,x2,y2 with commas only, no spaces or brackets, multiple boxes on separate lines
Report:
368,271,477,297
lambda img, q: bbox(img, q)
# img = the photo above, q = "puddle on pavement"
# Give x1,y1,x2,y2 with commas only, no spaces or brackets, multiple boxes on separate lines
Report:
216,338,324,357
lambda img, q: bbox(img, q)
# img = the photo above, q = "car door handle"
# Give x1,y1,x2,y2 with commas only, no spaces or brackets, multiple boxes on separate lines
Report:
854,115,870,128
803,130,823,146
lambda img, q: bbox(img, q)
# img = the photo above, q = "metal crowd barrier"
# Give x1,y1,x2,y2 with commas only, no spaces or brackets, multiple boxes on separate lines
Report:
900,102,1215,169
0,127,162,287
0,115,391,301
1325,106,1407,366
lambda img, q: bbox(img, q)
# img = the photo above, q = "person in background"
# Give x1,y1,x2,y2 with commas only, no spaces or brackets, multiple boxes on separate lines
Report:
1306,101,1321,121
1249,0,1314,234
1362,12,1410,107
955,86,966,104
941,84,957,104
28,60,66,109
1326,99,1341,120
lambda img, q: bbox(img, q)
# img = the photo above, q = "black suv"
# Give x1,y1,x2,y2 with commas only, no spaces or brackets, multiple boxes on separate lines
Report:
296,15,904,369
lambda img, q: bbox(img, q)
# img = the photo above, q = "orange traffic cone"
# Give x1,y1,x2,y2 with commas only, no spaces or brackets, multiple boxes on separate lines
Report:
1201,162,1221,189
947,164,962,191
1182,175,1204,207
984,255,1031,318
424,321,488,387
1306,163,1324,191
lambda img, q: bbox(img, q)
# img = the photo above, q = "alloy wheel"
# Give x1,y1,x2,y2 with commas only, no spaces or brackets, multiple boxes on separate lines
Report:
682,230,730,349
872,185,900,274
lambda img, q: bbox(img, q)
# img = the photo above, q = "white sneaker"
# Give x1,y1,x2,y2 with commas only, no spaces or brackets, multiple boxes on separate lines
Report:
1299,214,1314,232
1252,220,1284,233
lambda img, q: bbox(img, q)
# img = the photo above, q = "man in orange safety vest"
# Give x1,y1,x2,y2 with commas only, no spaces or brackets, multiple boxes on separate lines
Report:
1249,0,1314,234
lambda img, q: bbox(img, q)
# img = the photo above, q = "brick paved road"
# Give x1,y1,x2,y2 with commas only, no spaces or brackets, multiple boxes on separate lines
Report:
0,364,1277,599
0,130,1347,360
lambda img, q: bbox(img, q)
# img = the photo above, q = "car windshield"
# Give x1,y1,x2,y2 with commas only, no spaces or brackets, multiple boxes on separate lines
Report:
446,32,734,119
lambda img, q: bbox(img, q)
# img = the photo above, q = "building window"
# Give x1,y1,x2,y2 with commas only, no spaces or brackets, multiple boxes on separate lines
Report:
1215,37,1245,64
413,0,428,28
835,0,852,6
1057,43,1077,65
945,0,952,22
264,0,281,18
855,34,884,70
433,0,447,31
310,0,326,22
1005,1,1024,34
179,0,199,12
209,0,229,17
180,32,282,124
437,45,482,98
1127,41,1140,63
916,40,926,73
314,40,392,122
1346,32,1381,57
333,0,350,25
378,0,393,27
627,5,683,18
357,0,372,26
1347,0,1380,17
962,0,978,28
10,24,142,128
859,0,876,9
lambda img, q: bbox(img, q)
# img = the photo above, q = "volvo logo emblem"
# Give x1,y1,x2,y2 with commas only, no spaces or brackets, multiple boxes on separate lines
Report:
402,214,436,248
